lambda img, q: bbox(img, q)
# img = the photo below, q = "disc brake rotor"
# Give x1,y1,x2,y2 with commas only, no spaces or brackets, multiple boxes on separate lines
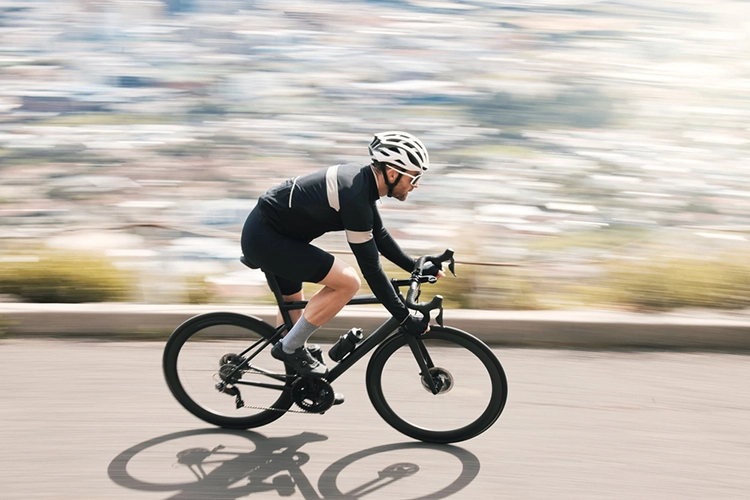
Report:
421,367,454,395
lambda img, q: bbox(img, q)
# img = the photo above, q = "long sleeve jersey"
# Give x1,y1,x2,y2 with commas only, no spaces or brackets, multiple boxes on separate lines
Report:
257,163,414,321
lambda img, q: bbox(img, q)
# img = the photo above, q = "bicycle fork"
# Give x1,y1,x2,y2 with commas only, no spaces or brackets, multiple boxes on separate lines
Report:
404,336,439,394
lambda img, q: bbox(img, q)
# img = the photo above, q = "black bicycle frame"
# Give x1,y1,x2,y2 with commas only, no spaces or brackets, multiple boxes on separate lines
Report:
274,293,402,383
327,316,401,382
264,271,436,389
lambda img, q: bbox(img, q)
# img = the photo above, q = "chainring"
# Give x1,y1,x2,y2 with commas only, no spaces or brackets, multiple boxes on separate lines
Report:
291,377,335,413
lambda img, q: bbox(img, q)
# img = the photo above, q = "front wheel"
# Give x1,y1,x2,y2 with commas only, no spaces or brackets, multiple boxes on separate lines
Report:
163,312,294,429
366,326,507,444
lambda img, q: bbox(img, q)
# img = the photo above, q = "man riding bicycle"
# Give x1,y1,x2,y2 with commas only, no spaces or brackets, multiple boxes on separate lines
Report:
241,131,445,386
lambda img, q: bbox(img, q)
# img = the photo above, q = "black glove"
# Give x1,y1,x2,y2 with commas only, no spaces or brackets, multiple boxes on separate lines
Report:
399,313,430,337
421,261,441,277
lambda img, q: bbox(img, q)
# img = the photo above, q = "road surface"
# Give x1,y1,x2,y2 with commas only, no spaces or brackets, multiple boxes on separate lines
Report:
1,339,748,499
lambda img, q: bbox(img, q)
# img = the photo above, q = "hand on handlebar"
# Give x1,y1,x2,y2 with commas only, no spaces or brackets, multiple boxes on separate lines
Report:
399,313,430,337
421,261,446,280
400,249,455,329
414,249,455,279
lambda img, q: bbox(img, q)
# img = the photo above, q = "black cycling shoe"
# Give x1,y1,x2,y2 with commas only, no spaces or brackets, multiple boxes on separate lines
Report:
271,342,328,378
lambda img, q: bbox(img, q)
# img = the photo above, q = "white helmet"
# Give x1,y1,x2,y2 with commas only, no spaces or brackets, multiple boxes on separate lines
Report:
368,131,429,172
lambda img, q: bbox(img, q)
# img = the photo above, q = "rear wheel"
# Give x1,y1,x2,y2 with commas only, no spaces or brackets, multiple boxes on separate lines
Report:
163,312,294,428
366,326,507,444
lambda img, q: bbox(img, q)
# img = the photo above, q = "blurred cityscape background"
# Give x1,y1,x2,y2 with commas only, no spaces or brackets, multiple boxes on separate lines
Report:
1,0,750,311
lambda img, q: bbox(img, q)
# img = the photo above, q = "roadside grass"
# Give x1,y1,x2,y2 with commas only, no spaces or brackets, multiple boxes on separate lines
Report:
2,236,749,312
596,254,750,311
184,274,216,305
0,252,134,303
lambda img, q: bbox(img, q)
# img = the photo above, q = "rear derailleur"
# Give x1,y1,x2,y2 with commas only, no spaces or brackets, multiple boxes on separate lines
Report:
216,353,247,409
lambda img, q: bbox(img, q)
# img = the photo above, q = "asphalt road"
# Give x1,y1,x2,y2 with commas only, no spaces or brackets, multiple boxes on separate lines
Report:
1,339,748,499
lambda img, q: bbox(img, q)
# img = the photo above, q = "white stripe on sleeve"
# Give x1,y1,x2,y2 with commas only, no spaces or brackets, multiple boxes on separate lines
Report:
346,229,374,244
326,165,340,212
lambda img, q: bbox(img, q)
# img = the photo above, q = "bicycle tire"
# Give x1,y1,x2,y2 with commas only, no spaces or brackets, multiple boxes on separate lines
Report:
163,312,294,429
366,326,507,444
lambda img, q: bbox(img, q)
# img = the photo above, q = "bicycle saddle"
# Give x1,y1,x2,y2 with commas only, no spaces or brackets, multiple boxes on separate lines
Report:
240,255,260,269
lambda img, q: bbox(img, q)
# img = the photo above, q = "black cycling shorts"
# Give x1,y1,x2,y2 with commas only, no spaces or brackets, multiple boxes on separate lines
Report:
241,205,335,296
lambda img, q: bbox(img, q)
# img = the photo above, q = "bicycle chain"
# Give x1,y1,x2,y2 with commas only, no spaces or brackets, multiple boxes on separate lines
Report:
231,367,317,414
238,403,312,414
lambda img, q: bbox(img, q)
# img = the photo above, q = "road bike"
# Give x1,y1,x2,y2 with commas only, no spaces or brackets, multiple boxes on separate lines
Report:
163,249,508,444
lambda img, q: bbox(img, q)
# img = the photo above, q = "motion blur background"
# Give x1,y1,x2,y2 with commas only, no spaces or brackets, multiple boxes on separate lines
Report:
1,0,750,311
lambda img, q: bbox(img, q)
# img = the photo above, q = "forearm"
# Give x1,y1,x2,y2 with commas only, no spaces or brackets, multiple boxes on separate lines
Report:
351,240,409,321
375,227,414,273
362,268,409,321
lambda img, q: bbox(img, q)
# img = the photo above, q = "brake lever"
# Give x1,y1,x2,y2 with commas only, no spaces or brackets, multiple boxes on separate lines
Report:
430,248,456,277
408,295,444,327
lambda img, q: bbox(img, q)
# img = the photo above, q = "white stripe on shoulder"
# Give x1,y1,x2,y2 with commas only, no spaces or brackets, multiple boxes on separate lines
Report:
346,229,373,244
288,176,299,208
326,165,340,212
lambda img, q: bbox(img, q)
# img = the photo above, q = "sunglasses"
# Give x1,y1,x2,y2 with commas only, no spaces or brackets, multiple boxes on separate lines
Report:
387,166,423,186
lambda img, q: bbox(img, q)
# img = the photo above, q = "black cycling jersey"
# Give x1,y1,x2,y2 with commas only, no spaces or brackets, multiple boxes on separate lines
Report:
252,163,415,322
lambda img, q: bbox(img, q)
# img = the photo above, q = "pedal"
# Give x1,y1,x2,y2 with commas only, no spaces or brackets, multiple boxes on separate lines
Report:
307,344,324,364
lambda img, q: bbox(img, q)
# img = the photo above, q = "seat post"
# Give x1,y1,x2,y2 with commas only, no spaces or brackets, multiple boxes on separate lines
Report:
263,271,295,330
240,256,297,330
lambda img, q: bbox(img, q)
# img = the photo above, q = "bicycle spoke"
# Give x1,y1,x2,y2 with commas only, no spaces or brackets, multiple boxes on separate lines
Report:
164,312,294,428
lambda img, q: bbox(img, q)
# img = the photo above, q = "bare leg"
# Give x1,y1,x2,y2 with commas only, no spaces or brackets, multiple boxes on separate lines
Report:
278,257,360,354
278,290,304,329
303,258,361,327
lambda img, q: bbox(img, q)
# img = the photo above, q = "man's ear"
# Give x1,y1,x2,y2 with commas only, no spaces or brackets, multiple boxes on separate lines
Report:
386,167,397,182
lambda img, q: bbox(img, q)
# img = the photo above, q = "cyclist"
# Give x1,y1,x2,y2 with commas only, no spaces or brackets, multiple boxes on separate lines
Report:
241,131,444,384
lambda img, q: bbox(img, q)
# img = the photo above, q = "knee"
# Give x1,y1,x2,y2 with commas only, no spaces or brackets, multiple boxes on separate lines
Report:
322,260,361,298
341,267,361,298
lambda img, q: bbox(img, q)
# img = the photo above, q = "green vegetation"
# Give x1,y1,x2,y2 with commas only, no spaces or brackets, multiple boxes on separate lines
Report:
0,252,133,303
598,254,750,311
184,275,215,305
1,238,748,312
521,227,750,311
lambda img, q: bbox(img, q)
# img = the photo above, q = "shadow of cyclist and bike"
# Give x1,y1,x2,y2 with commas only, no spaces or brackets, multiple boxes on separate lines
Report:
108,428,480,500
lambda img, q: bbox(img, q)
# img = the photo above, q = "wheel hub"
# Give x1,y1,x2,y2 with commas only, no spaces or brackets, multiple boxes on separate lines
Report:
421,367,453,395
219,363,243,384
